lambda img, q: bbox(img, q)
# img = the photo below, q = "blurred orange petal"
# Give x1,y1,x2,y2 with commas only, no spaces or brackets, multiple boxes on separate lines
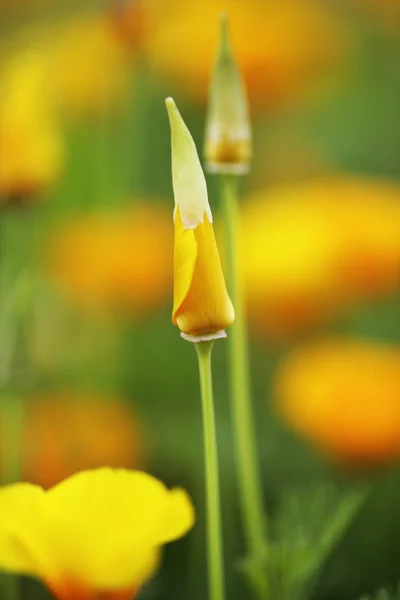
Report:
46,202,173,315
275,339,400,465
108,0,147,51
19,393,143,489
241,176,400,338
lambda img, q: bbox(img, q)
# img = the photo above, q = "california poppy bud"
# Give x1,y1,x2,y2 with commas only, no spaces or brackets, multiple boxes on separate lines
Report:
204,14,252,175
166,97,234,342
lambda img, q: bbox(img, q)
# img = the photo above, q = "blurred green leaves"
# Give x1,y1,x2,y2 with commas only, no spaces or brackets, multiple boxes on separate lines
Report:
360,585,400,600
259,485,367,600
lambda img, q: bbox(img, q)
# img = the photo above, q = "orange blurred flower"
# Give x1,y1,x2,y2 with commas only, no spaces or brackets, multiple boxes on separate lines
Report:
143,0,346,108
0,48,64,202
19,393,143,489
108,0,147,51
241,177,400,338
46,202,173,314
275,339,400,465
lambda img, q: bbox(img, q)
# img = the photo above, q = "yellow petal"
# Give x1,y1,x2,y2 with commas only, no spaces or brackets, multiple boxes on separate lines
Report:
173,210,235,336
0,468,195,594
45,468,187,588
0,484,51,576
157,489,196,543
172,206,198,318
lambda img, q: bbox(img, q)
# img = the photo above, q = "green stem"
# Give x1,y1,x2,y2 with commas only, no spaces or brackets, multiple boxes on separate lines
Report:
0,216,31,600
2,396,24,485
1,574,19,600
195,341,225,600
221,174,268,598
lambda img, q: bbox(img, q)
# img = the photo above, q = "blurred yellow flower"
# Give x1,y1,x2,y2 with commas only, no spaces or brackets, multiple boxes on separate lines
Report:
241,177,400,338
275,339,400,465
0,468,194,600
45,14,130,116
19,393,143,489
166,98,234,341
0,48,64,201
144,0,346,108
326,178,400,297
46,202,173,314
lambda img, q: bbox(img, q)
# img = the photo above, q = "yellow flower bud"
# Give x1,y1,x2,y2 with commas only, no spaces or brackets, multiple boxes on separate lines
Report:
166,97,234,342
204,14,252,175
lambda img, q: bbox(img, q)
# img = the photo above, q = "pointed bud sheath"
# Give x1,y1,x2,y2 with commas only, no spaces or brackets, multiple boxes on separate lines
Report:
166,97,235,342
204,14,252,175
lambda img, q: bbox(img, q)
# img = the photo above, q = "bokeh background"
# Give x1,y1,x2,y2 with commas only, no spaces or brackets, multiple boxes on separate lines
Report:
0,0,400,599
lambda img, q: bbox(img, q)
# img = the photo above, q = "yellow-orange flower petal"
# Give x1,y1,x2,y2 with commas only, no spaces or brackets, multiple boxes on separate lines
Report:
275,339,400,465
45,202,173,315
0,468,194,600
0,48,64,200
166,98,234,339
173,208,235,337
241,177,400,338
18,393,142,489
0,484,49,577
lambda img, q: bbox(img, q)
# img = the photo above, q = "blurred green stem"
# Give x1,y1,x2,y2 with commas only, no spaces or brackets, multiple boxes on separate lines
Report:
0,217,31,600
195,340,225,600
221,175,268,598
2,395,24,485
1,573,19,600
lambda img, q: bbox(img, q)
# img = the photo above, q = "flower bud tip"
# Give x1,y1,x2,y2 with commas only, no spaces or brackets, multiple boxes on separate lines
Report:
204,14,252,175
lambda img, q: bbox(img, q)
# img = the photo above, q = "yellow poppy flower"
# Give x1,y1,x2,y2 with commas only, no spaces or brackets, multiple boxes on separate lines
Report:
241,177,400,338
0,48,64,201
166,97,234,341
275,339,400,466
46,202,173,315
0,468,194,600
144,0,346,109
20,393,143,489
